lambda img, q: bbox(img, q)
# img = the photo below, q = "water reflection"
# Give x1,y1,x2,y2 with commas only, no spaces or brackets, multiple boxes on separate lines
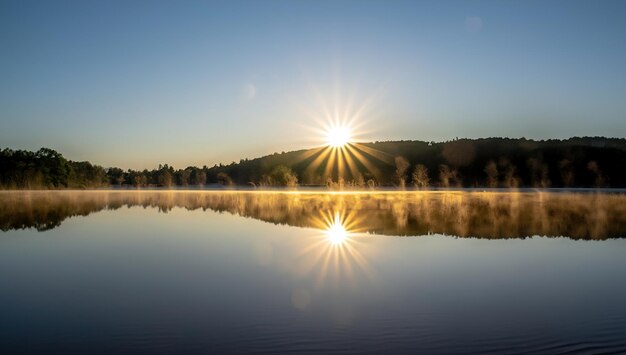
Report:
2,191,626,353
325,213,349,245
1,190,626,239
297,209,373,290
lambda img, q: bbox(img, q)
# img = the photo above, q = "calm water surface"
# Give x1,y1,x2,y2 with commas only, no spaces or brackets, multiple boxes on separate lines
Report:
1,190,626,354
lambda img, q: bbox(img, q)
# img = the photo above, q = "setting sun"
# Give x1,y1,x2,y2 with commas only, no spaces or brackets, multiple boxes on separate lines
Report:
326,126,352,148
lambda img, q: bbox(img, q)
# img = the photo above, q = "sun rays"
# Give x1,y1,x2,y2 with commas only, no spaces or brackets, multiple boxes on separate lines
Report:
292,117,393,187
294,208,375,289
287,79,395,187
325,213,349,244
302,141,392,188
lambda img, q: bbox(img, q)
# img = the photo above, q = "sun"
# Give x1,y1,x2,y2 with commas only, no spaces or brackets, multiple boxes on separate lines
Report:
326,126,352,148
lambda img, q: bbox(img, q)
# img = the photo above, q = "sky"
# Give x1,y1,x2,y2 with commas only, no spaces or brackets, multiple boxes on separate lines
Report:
1,0,625,169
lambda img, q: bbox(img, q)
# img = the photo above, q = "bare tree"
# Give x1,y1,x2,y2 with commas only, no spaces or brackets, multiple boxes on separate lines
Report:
527,158,550,188
498,158,520,188
367,179,376,190
587,161,605,187
439,164,452,187
354,173,365,189
411,164,430,188
484,160,498,188
395,156,410,188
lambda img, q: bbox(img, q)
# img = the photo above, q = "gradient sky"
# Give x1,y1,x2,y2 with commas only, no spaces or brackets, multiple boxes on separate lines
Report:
1,0,625,169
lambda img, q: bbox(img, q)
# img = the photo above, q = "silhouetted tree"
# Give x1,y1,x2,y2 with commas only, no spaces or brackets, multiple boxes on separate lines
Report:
192,169,206,186
217,172,233,186
587,161,605,187
178,169,191,186
107,167,126,186
527,158,550,188
157,165,173,187
36,148,70,187
484,160,499,188
498,158,520,188
559,159,574,187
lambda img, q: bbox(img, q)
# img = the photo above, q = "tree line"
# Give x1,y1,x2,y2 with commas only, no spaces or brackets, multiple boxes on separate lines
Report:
196,137,626,188
0,148,108,189
0,148,298,189
1,137,625,189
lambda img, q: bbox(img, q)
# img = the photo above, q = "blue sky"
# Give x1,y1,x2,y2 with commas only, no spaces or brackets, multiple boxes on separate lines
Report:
1,0,625,169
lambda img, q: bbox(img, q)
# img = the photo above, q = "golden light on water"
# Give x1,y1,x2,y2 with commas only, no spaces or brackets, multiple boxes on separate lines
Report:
292,209,376,290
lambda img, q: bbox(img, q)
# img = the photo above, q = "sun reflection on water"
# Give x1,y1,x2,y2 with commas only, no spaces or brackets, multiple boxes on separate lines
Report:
325,213,349,245
292,209,375,292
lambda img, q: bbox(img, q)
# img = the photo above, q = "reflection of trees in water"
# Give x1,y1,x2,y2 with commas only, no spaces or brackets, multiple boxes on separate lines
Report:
1,191,625,239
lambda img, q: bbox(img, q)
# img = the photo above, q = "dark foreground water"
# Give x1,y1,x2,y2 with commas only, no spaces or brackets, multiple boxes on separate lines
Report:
1,190,626,354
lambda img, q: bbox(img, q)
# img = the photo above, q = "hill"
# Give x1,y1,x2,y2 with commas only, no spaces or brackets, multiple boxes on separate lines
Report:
1,137,626,188
205,137,626,188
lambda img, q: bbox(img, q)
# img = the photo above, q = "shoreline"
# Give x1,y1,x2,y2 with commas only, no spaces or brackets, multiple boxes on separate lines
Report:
2,187,626,194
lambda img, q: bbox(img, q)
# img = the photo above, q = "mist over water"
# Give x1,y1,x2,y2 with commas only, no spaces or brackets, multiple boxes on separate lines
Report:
1,190,626,353
2,190,625,239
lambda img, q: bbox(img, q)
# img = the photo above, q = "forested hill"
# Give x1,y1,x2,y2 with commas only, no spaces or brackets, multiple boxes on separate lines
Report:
208,137,626,188
1,137,625,189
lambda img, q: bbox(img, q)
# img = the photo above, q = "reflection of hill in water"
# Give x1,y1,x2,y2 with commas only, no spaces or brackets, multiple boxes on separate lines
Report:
1,191,625,239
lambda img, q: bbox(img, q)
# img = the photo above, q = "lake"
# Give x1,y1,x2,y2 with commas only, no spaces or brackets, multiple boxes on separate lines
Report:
1,190,626,354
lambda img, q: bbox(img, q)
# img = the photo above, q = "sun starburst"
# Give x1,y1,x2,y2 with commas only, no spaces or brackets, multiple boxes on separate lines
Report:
294,85,393,187
293,209,375,290
325,125,352,148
